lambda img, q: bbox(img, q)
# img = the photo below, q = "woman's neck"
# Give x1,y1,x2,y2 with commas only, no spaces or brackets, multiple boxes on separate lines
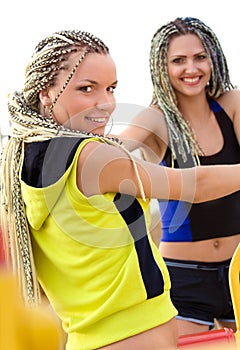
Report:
177,94,212,125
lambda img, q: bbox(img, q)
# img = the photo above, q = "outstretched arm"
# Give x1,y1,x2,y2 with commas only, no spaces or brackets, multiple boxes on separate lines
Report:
77,141,240,203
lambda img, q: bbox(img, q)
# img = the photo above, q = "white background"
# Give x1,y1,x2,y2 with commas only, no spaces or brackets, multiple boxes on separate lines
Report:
1,0,240,137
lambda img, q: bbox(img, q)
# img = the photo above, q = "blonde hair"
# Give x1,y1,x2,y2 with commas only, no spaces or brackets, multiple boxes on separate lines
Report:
150,17,234,166
0,30,144,305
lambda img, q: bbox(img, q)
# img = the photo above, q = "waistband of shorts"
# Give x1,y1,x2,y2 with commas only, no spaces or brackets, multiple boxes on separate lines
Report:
164,257,231,270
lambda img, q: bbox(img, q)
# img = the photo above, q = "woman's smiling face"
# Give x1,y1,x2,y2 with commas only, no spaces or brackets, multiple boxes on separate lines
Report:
167,33,211,99
41,52,118,135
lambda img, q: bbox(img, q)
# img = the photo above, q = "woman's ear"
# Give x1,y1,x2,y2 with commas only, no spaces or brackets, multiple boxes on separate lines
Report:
39,89,52,106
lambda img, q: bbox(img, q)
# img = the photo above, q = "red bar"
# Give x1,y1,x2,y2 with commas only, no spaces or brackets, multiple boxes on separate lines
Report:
178,328,235,349
0,230,6,265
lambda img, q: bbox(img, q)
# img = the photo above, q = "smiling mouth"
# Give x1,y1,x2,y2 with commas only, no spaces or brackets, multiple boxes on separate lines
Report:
86,117,108,123
182,77,201,83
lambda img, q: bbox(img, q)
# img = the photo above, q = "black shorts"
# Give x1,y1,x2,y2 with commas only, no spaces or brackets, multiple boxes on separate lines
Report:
165,258,235,328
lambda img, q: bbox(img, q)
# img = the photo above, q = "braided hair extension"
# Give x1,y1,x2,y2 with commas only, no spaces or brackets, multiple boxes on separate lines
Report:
149,17,234,165
0,30,145,305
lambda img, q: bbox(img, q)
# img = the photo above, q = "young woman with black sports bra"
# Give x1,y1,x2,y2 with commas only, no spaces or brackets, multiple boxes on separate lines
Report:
119,17,240,336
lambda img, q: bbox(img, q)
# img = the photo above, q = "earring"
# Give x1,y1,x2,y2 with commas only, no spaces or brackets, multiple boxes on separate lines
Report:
105,114,113,136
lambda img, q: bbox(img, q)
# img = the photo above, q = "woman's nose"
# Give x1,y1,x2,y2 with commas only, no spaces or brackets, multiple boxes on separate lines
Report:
185,59,198,74
96,93,115,112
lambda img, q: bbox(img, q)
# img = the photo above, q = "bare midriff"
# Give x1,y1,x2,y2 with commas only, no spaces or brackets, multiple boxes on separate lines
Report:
159,233,240,262
97,318,178,350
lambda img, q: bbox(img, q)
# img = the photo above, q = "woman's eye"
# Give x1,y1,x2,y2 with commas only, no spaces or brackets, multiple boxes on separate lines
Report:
197,54,207,61
107,86,116,93
79,86,93,93
172,57,185,64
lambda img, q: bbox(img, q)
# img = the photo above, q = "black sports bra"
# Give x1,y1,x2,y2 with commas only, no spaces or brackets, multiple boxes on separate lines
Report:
158,99,240,242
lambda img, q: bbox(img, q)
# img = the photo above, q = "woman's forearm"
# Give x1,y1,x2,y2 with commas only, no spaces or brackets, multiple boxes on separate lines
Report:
137,161,240,203
192,164,240,203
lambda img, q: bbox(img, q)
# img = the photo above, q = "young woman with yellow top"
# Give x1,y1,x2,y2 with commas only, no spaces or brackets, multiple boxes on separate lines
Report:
2,29,240,349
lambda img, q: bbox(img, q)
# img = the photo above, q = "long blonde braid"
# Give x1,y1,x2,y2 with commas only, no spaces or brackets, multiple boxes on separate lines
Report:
0,30,145,305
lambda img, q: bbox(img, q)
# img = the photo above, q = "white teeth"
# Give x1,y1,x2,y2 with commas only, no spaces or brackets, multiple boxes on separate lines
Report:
183,77,199,83
90,118,106,123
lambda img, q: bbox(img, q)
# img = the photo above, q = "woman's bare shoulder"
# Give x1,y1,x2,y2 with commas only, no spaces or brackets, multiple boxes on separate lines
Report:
217,89,240,120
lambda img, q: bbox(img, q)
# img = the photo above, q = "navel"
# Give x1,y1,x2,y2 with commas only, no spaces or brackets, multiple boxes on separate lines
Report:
213,240,219,248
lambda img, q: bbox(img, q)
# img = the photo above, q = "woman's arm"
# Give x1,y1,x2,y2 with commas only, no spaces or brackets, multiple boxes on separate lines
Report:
77,141,240,203
116,106,168,151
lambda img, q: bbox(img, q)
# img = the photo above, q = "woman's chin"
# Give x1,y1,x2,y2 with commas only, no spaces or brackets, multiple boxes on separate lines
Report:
91,126,105,135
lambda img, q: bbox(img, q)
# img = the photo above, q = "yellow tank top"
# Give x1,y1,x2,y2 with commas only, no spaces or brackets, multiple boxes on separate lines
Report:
21,138,177,349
